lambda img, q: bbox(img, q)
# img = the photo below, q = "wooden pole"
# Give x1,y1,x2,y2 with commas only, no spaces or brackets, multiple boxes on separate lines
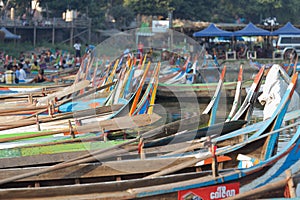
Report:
35,114,41,131
211,143,218,177
52,22,55,45
68,120,75,139
28,93,33,104
138,137,145,160
70,21,74,47
285,170,296,198
88,18,91,43
103,128,107,142
33,24,36,47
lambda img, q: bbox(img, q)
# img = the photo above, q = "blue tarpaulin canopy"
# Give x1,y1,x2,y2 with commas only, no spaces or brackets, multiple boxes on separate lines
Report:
271,22,300,35
193,23,233,37
0,27,21,39
233,22,270,36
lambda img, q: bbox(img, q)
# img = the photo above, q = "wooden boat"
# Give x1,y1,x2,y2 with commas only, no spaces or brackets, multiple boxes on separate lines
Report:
0,61,166,175
0,53,154,124
0,82,72,95
0,73,297,197
0,63,234,162
0,67,79,95
156,49,255,100
0,53,95,105
0,121,297,200
0,112,210,168
0,62,160,133
0,119,299,199
0,62,161,145
0,61,263,164
157,80,252,99
227,158,300,199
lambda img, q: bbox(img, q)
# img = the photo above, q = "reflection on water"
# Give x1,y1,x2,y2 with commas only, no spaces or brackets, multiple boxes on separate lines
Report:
156,98,255,123
155,97,229,124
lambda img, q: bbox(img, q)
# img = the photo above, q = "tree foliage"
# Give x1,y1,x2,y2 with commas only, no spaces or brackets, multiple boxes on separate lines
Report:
2,0,300,29
109,5,134,28
124,0,171,16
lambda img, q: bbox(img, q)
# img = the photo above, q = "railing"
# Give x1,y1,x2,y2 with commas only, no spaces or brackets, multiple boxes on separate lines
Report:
0,17,91,28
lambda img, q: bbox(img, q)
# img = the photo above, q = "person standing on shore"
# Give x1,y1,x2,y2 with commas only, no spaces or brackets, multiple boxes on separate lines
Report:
74,40,81,58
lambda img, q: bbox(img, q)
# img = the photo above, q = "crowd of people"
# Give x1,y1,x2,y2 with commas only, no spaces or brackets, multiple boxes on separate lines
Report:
0,41,95,84
201,40,274,60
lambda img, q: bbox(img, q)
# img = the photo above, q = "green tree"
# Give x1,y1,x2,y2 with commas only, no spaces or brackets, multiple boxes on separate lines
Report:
109,5,134,28
124,0,172,16
3,0,300,30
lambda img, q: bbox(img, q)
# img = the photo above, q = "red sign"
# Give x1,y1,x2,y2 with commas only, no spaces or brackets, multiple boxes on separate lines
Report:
178,182,240,200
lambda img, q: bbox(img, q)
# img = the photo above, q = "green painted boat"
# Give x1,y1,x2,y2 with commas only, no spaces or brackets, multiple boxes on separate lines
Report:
0,139,128,159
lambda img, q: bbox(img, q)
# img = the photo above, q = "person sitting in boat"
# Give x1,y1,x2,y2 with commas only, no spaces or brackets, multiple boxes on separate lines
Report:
185,68,196,84
16,63,27,83
23,59,31,74
28,69,52,83
85,43,95,54
30,61,40,74
4,64,16,84
12,65,19,84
